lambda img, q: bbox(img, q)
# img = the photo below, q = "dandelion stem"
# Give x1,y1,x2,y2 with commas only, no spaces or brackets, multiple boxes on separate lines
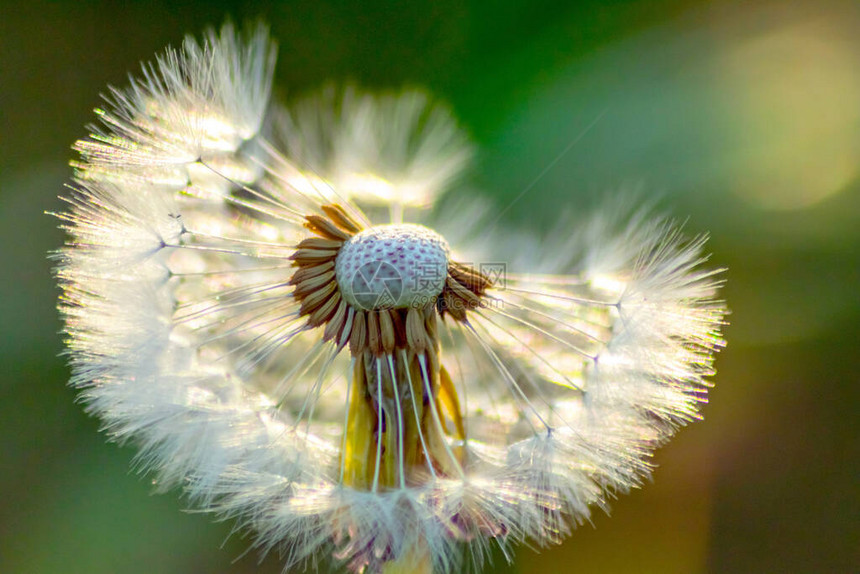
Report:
381,543,433,574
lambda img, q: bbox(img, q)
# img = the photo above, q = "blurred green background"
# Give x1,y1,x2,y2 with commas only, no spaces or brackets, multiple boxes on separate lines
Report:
2,0,858,572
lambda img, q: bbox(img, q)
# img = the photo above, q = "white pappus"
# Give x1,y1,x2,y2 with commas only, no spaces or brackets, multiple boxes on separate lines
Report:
54,23,727,574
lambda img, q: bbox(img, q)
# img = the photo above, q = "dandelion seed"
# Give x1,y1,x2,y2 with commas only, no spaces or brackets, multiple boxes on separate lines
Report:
55,23,727,574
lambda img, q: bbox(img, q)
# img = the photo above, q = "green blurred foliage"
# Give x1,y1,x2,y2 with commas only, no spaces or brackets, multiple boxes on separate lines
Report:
1,1,858,572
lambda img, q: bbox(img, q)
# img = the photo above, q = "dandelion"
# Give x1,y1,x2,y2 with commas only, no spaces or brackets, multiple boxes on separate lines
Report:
55,24,727,574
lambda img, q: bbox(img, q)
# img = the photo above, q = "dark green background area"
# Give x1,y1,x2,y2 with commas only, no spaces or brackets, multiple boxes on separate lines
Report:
1,1,858,572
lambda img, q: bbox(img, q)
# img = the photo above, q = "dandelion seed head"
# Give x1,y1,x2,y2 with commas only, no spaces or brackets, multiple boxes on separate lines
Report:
55,23,727,574
335,224,450,311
